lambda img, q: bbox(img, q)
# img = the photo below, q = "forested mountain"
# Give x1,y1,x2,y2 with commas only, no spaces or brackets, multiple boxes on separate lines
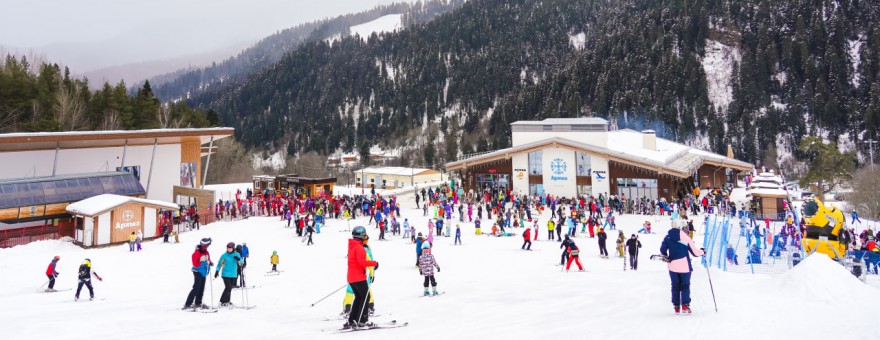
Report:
0,56,215,132
151,0,466,102
188,0,880,169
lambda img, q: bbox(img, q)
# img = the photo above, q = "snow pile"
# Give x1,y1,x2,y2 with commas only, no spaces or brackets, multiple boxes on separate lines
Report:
251,151,286,170
350,14,402,42
702,39,741,112
775,254,877,309
569,32,586,50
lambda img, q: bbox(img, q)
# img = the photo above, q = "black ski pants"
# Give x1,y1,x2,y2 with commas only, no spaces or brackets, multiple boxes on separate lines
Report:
220,277,235,303
522,240,532,250
185,272,207,306
629,252,639,269
599,241,608,257
348,280,371,324
423,275,437,287
561,251,569,265
75,279,94,298
548,230,554,240
47,274,56,289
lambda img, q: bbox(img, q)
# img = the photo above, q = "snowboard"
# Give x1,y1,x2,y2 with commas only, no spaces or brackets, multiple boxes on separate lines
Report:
327,320,408,333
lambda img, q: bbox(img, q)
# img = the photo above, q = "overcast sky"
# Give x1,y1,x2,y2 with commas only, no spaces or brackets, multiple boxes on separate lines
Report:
1,0,414,71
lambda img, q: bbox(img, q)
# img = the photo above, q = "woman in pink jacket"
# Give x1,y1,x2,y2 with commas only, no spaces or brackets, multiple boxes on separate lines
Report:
660,225,705,315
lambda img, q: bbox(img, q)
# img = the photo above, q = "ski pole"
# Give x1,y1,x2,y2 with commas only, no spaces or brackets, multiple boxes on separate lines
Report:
309,283,348,307
209,265,215,309
35,279,51,293
705,261,718,312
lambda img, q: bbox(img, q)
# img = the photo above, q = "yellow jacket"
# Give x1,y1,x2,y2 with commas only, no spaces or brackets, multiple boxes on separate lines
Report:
270,254,279,264
547,220,556,230
129,233,137,242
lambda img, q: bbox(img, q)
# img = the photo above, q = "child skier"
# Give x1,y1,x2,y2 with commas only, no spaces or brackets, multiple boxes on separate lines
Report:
45,256,60,292
270,251,279,272
616,231,625,258
419,242,441,296
454,224,462,245
75,258,103,301
522,227,532,250
565,241,585,271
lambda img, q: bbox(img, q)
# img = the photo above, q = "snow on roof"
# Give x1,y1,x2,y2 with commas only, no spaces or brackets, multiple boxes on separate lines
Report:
66,194,178,216
606,129,688,163
511,117,609,126
747,188,789,197
356,167,435,176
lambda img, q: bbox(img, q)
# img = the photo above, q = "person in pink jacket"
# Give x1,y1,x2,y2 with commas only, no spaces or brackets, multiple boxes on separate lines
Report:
660,225,705,315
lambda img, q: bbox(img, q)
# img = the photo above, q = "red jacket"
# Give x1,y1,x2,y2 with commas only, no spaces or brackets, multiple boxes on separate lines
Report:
523,228,531,240
347,239,378,283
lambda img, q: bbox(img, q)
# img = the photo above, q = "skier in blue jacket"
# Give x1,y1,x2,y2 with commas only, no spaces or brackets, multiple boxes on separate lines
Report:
415,233,425,267
215,242,242,307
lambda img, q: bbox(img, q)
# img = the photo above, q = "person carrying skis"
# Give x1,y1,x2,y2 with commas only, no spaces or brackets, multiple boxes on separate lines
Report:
626,234,642,270
597,228,608,258
215,242,242,307
560,235,574,265
419,242,441,296
270,251,280,272
185,238,212,309
660,225,704,314
616,231,626,258
345,226,379,329
45,256,60,292
522,227,532,250
75,258,102,301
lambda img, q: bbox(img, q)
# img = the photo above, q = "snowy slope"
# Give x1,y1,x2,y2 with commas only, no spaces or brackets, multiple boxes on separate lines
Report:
702,39,741,113
350,14,403,41
5,191,878,339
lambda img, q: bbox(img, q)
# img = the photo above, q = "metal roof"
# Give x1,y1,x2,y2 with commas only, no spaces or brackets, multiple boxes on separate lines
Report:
0,172,146,210
0,128,234,152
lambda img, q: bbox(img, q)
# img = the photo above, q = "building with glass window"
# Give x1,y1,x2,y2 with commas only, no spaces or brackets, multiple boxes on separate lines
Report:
0,128,233,247
446,118,753,199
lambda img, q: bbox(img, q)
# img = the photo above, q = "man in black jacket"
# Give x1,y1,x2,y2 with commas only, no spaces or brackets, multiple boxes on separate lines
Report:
626,234,642,270
560,235,574,265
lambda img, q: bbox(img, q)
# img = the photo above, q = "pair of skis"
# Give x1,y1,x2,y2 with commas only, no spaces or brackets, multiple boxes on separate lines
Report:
327,320,408,333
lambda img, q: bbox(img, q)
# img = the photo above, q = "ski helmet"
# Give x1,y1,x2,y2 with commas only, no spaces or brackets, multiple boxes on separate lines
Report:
352,226,367,240
53,255,60,260
422,242,431,250
200,238,212,246
226,242,235,249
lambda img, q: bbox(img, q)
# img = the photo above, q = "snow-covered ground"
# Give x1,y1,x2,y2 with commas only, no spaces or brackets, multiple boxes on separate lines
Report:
350,14,402,41
5,190,878,339
702,39,741,112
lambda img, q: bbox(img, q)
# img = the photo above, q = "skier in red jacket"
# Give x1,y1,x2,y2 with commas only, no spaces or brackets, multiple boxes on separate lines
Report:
346,226,379,329
522,227,532,250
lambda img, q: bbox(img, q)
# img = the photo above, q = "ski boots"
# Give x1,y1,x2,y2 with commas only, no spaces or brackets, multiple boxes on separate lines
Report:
432,288,440,296
424,290,430,296
681,305,691,315
674,305,680,315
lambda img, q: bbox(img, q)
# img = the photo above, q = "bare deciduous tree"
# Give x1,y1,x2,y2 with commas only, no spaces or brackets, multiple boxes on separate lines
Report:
849,167,880,220
157,105,182,128
102,110,122,130
54,86,86,130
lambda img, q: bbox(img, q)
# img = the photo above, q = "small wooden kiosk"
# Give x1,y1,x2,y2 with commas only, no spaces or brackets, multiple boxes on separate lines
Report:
746,172,788,221
66,194,178,247
252,174,336,197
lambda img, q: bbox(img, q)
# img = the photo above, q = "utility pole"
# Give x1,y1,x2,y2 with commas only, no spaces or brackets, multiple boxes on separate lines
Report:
865,139,878,168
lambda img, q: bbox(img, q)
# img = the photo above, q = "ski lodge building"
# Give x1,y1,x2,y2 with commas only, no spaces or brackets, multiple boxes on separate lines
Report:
445,118,754,200
0,128,234,248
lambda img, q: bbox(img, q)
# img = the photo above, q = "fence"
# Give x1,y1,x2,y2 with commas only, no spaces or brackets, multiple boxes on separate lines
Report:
0,225,62,248
701,213,805,275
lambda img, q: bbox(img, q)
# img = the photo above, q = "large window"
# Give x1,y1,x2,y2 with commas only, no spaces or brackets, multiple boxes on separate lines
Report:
616,178,658,200
528,151,543,175
576,152,591,176
529,183,544,196
476,174,510,190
